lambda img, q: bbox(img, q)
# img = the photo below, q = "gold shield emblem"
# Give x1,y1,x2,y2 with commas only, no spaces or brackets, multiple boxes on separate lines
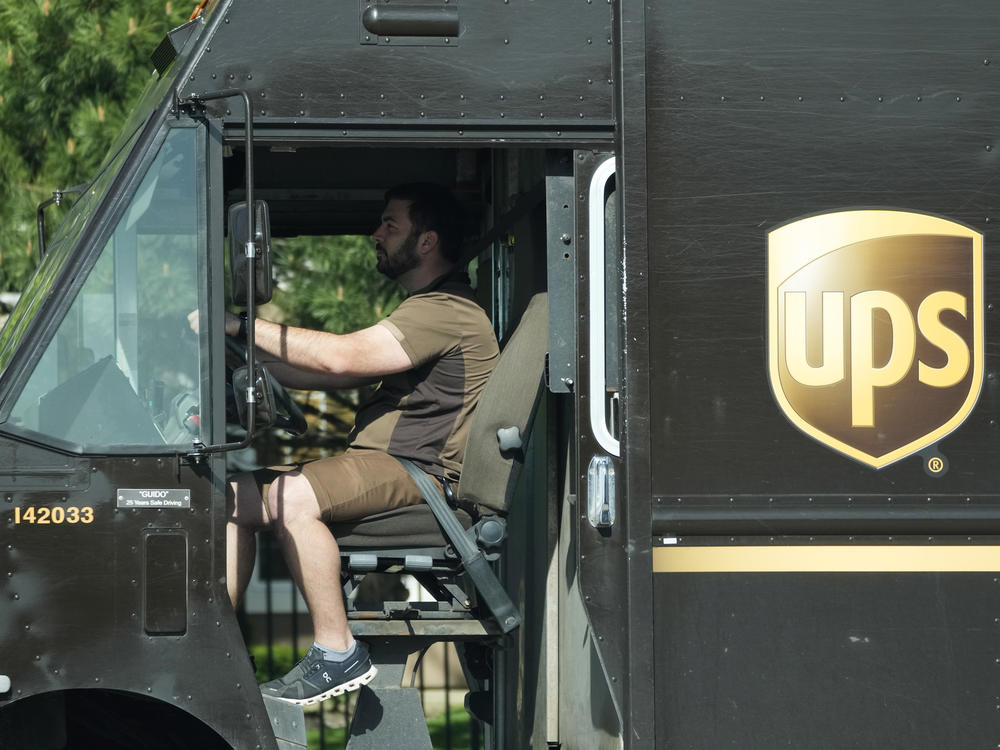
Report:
768,210,983,468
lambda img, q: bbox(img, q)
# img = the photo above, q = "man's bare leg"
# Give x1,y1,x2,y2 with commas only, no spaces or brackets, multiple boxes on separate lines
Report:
239,470,376,704
266,472,354,651
226,474,269,607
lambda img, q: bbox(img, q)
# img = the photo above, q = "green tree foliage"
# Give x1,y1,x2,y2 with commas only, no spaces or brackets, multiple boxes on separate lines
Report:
0,0,188,292
271,235,403,335
0,129,36,289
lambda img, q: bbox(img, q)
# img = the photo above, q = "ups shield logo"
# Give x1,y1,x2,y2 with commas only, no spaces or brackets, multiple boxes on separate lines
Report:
768,210,983,468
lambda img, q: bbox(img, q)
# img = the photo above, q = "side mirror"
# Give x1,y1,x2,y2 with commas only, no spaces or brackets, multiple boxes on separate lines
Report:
228,200,274,305
231,363,278,431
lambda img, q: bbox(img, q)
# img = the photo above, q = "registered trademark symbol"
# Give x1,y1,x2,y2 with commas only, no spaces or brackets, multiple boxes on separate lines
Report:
927,456,945,474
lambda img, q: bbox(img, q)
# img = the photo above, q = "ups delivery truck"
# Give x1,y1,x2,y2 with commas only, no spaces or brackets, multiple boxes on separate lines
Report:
2,0,999,748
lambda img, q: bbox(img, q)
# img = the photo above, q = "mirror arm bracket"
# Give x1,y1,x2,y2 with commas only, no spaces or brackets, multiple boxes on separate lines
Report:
35,183,88,261
178,88,262,458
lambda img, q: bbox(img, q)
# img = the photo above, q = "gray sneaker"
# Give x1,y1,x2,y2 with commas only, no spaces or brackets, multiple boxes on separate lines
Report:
260,643,377,706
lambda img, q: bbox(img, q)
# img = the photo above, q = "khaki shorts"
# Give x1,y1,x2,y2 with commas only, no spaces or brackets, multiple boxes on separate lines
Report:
253,448,441,523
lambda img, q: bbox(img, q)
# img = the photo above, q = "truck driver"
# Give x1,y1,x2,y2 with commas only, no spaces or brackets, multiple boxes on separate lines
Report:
223,182,499,705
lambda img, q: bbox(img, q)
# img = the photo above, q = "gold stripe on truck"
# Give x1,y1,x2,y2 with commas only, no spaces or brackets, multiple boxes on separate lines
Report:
653,545,1000,573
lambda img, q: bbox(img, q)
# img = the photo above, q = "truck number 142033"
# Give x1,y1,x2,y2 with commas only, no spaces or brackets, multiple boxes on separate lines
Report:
14,506,95,524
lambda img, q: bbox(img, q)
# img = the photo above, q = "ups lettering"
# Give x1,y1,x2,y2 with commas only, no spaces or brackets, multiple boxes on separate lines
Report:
784,289,969,427
768,210,982,468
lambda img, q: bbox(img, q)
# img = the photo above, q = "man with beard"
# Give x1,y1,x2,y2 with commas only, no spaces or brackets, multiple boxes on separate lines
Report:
223,183,499,705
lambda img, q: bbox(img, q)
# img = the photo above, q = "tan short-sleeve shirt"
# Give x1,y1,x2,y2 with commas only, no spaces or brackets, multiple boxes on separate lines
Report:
347,276,499,481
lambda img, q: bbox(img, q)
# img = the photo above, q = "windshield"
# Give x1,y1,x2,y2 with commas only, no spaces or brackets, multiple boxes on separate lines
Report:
4,125,210,453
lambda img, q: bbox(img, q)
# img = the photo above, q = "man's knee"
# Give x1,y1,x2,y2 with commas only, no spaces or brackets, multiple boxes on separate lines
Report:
266,472,322,527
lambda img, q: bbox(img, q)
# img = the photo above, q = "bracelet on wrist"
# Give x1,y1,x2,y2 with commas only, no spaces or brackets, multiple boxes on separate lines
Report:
238,312,249,340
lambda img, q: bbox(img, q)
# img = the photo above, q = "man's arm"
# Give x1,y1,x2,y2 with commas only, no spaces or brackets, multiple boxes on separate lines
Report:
226,312,413,380
260,360,380,391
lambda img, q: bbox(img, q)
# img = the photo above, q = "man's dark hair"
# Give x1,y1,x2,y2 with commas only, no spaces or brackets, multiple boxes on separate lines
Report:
384,182,465,263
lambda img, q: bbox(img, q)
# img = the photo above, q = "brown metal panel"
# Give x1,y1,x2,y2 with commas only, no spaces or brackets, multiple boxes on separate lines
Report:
187,0,615,138
643,0,1000,507
653,541,1000,749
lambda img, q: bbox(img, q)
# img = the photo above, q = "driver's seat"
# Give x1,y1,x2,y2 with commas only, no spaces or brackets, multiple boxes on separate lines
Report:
330,292,548,630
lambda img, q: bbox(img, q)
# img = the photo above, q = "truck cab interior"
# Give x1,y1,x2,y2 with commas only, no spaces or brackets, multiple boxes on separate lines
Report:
223,141,557,734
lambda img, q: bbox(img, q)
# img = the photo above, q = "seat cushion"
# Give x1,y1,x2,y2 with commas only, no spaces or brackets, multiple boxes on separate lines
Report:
329,502,474,548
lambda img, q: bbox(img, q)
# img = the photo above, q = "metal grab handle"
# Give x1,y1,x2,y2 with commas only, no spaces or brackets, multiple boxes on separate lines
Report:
587,156,620,457
362,4,459,37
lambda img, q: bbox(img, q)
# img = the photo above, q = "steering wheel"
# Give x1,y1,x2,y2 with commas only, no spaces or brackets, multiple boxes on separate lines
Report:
225,336,308,436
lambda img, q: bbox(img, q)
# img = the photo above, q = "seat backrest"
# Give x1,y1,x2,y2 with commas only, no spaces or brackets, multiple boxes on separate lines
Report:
457,293,548,514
